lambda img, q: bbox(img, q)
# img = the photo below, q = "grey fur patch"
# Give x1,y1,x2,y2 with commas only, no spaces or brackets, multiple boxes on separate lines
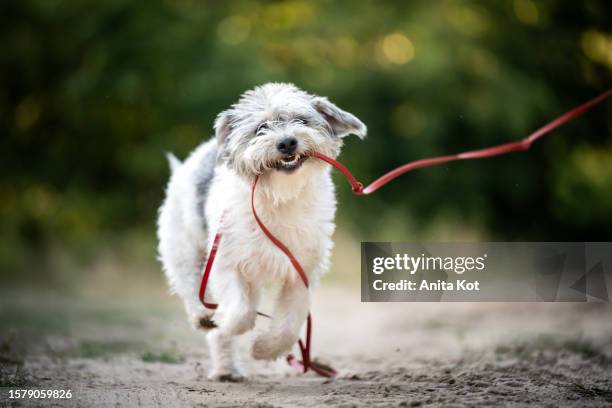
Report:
194,144,218,223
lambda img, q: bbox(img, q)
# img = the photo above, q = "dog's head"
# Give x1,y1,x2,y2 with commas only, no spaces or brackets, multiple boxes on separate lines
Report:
215,83,366,178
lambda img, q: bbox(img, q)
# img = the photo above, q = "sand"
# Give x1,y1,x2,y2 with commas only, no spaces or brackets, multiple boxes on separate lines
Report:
1,285,612,407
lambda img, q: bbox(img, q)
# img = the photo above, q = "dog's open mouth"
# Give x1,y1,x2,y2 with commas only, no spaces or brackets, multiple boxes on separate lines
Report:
275,154,309,172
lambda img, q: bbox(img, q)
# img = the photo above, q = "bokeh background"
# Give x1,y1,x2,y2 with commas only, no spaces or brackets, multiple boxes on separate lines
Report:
1,1,611,289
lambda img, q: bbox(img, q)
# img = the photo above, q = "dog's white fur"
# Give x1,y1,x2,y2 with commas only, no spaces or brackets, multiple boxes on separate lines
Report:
157,83,366,381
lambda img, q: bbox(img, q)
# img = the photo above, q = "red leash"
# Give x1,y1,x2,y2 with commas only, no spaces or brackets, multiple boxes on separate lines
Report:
199,88,611,378
315,89,612,195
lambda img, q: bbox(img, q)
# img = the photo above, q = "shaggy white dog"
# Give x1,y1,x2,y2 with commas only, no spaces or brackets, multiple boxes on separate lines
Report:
157,83,366,381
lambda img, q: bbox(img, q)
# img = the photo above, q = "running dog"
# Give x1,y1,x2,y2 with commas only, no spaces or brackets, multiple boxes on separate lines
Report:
157,83,366,381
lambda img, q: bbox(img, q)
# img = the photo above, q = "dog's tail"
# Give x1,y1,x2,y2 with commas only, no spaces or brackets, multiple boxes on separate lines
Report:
165,152,182,173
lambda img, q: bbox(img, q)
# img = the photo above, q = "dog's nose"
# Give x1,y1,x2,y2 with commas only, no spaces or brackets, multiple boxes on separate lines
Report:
277,137,298,155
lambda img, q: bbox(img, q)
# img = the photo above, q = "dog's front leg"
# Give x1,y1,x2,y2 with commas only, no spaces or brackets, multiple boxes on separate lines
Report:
252,278,310,361
206,330,245,381
213,269,260,336
206,270,258,381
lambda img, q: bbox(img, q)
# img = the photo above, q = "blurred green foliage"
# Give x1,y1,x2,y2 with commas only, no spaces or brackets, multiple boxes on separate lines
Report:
1,0,611,276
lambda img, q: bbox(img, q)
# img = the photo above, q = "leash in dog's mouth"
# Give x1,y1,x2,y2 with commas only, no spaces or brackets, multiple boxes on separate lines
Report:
201,88,611,378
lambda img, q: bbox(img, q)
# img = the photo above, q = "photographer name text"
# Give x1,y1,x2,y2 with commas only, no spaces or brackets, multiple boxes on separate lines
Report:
372,278,480,292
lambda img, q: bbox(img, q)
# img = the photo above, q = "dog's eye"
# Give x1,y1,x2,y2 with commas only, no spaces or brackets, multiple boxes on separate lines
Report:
256,122,268,135
294,117,308,125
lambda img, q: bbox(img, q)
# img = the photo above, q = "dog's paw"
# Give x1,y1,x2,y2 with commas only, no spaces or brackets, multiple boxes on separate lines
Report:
189,313,217,331
251,331,297,361
218,309,257,336
208,369,247,382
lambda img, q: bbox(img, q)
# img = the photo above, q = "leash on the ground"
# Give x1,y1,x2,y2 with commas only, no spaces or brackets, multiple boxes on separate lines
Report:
199,88,611,378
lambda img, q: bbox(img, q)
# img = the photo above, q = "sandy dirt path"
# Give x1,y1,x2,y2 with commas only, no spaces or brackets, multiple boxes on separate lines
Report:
2,285,612,407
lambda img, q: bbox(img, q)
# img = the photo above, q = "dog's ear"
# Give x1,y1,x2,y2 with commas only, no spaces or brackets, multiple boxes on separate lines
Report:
313,97,367,139
214,110,233,145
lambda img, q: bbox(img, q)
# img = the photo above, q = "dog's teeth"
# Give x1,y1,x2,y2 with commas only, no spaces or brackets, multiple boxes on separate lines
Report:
281,155,299,165
277,153,307,170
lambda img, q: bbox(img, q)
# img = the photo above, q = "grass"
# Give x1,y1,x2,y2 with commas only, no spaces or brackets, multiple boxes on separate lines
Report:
562,338,599,359
141,349,185,364
75,339,145,359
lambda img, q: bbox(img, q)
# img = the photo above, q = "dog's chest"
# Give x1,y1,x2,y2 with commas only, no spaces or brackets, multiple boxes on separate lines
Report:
242,201,332,283
205,167,336,284
217,192,334,284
